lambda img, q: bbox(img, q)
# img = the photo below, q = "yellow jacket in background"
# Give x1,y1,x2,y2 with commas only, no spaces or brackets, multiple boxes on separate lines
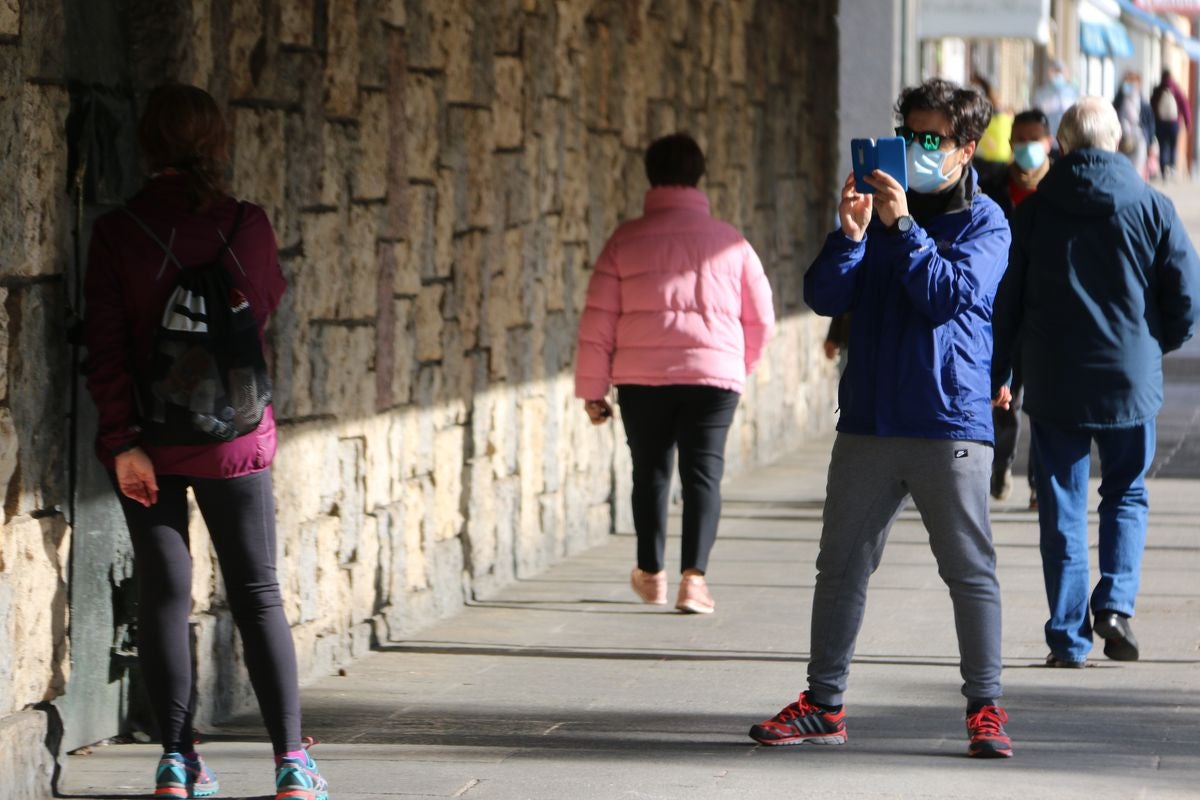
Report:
977,112,1014,163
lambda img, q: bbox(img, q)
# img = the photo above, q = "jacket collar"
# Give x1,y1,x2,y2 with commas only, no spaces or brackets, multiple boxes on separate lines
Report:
643,186,710,215
906,165,977,225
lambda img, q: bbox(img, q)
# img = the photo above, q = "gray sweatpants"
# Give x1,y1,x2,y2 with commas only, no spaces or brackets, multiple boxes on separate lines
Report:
807,433,1003,706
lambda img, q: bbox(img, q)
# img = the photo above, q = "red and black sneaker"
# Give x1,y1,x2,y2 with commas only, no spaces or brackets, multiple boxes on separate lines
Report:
748,692,847,746
966,705,1013,758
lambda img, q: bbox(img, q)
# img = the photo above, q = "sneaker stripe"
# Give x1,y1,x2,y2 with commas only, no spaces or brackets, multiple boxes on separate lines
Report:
749,694,848,745
801,714,841,734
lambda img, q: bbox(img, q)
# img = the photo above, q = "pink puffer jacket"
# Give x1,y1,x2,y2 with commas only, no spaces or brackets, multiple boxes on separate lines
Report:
575,187,775,400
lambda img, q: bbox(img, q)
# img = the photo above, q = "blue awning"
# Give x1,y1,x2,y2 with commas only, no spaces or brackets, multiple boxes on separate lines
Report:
1117,0,1200,60
1081,21,1110,56
1117,0,1174,34
1104,21,1135,58
1178,36,1200,60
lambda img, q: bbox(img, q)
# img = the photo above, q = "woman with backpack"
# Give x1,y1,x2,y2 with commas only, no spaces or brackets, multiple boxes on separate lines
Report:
1151,69,1191,180
83,84,328,800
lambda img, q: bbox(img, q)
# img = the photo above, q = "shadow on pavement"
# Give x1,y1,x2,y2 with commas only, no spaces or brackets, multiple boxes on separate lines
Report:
209,690,1199,769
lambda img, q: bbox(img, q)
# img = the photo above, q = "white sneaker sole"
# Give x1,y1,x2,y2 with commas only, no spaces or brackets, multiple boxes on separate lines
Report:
753,733,847,746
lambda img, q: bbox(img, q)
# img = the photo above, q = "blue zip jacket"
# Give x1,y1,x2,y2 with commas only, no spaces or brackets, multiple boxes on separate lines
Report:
992,149,1200,429
804,169,1011,442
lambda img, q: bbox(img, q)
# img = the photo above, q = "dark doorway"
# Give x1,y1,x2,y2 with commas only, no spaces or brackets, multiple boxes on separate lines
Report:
55,0,150,753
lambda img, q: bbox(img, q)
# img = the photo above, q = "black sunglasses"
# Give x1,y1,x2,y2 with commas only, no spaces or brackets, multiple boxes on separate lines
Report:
895,126,955,151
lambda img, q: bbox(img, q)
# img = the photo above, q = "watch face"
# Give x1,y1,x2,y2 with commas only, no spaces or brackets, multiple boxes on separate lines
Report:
898,216,913,232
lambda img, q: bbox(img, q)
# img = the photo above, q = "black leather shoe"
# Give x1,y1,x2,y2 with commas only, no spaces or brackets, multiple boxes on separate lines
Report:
1093,611,1139,661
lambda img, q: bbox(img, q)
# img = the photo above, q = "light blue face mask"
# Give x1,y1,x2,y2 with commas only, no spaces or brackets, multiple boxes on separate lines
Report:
907,142,961,193
1013,141,1047,171
1122,81,1136,96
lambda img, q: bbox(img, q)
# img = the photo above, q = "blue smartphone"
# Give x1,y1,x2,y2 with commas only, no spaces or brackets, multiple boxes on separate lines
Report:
851,136,908,193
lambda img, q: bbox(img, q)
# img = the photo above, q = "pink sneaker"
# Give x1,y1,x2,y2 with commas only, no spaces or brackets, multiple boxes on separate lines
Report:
630,568,667,604
675,574,715,614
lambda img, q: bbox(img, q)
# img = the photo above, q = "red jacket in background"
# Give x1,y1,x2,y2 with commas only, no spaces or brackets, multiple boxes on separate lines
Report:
84,173,287,479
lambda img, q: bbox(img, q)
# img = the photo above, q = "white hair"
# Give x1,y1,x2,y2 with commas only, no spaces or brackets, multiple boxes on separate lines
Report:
1057,97,1122,154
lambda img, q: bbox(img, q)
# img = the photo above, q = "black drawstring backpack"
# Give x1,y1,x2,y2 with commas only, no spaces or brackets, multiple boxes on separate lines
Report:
122,202,273,445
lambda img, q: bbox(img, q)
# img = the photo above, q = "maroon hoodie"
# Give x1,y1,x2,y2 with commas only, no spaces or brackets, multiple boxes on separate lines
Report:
1152,75,1192,129
84,173,287,478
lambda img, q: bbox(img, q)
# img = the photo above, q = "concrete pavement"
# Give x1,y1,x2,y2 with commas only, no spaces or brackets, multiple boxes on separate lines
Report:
59,185,1200,800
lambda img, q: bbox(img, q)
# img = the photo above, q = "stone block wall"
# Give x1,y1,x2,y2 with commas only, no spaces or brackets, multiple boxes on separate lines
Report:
0,0,74,793
0,0,840,788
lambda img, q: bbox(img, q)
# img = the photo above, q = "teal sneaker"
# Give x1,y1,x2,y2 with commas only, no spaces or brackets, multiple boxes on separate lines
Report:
275,744,329,800
154,752,219,798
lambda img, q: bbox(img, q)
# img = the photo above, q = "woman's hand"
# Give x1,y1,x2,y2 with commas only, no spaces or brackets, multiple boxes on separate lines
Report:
115,447,158,507
992,385,1012,410
839,172,873,242
583,399,613,425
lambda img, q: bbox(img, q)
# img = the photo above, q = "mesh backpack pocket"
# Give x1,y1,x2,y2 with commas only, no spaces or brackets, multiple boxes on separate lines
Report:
125,203,273,445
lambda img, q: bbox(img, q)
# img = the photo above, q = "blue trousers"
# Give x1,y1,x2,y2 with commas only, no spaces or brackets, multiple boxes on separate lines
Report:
1029,419,1156,660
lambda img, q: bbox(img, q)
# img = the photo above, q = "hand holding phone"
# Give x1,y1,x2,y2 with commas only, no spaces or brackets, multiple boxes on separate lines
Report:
851,136,908,194
839,172,873,242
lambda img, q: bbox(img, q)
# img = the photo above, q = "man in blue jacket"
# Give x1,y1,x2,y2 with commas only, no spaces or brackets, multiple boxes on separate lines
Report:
748,79,1012,758
992,97,1200,668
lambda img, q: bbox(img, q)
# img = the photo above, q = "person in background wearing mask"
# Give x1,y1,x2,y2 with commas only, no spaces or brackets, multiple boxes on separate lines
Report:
979,109,1054,508
992,98,1200,668
1033,59,1079,139
748,79,1013,758
1151,69,1191,180
1114,70,1154,180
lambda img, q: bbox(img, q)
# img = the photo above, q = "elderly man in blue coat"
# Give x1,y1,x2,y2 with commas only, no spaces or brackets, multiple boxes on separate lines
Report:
992,97,1200,667
749,79,1013,759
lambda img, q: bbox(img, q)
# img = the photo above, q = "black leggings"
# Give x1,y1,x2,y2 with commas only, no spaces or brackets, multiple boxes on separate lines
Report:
114,469,301,754
617,384,740,574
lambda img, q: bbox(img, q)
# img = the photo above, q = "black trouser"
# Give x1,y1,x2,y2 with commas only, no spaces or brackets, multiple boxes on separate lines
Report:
617,384,740,574
993,382,1022,475
1157,120,1180,173
113,469,301,755
992,384,1037,490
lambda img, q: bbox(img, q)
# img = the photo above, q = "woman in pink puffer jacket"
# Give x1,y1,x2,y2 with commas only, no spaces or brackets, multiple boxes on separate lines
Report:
575,133,775,614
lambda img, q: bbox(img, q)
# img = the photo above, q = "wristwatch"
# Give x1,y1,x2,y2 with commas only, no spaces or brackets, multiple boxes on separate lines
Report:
888,215,915,236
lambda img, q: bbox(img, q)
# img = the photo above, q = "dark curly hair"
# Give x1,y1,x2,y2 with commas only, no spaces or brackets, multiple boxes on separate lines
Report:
138,84,230,211
1013,109,1050,136
895,78,993,146
644,133,706,187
